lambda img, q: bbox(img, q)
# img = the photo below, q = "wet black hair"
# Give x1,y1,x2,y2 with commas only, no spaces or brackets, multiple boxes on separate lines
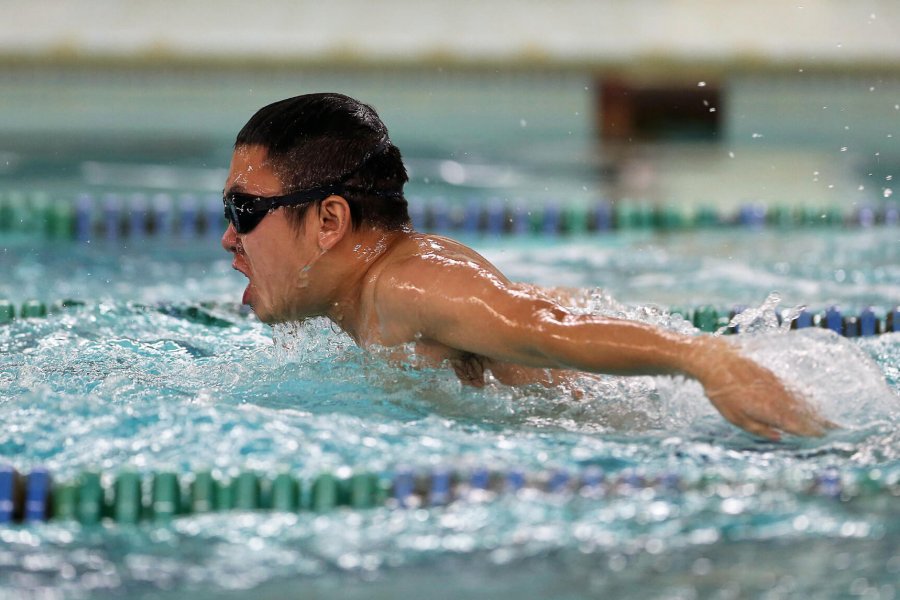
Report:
235,92,410,231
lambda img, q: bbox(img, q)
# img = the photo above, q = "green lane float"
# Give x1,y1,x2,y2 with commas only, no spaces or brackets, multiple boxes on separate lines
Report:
0,300,14,324
190,471,217,513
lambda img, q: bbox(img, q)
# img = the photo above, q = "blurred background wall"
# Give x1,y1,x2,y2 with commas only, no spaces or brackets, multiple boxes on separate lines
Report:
1,0,898,208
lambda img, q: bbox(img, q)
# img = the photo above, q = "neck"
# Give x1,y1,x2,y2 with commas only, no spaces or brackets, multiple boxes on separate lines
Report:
322,227,405,344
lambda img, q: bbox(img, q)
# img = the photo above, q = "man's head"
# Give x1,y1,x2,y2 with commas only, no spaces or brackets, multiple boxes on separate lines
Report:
232,92,410,232
222,93,410,324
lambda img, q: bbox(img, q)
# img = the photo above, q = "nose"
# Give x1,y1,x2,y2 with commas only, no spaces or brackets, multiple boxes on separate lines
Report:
221,222,239,253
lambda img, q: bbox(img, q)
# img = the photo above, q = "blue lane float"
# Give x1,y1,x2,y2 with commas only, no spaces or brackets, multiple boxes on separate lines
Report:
824,306,843,334
0,464,896,526
0,465,22,524
24,468,51,523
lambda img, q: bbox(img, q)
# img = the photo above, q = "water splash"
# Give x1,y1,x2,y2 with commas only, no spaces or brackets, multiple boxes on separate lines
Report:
270,317,354,365
716,292,785,335
733,327,898,430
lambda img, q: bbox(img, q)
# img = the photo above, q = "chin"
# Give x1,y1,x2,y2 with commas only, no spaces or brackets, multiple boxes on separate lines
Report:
252,303,293,325
253,307,279,325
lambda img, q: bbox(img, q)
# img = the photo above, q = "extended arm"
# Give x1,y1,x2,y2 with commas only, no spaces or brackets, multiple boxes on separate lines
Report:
381,260,834,440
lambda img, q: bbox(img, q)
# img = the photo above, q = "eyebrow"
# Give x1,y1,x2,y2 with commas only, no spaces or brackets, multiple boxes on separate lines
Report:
224,184,250,196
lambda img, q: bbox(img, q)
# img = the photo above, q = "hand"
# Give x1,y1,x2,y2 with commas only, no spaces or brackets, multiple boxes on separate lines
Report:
690,338,837,440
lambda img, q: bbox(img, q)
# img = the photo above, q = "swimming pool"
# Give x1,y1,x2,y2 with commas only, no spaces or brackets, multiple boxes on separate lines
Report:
0,65,898,599
1,221,898,598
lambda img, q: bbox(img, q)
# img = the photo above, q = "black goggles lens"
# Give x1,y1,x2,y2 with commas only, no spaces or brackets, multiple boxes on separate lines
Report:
223,185,344,234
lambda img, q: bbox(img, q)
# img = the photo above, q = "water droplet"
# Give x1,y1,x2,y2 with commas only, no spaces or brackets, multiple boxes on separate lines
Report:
439,160,466,185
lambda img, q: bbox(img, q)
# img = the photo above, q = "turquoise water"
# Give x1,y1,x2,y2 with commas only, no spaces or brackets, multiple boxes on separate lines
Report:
1,228,898,599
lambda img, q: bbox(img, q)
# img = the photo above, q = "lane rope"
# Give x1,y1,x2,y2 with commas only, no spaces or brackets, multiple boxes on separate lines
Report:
1,191,898,240
0,464,897,525
1,299,897,338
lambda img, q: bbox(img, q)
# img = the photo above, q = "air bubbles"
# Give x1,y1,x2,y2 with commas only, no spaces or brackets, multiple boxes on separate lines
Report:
697,81,707,87
519,119,528,128
884,188,894,198
751,133,764,139
840,147,848,152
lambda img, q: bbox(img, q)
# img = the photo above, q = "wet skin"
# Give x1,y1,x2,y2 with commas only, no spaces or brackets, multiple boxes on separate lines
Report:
222,145,836,441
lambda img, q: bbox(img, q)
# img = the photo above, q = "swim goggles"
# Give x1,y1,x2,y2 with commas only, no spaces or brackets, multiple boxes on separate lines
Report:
223,183,344,234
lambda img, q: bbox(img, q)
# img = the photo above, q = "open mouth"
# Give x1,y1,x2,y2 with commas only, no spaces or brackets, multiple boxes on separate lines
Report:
231,260,253,306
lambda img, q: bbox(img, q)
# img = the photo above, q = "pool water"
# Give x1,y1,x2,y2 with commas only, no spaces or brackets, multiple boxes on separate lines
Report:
1,226,898,599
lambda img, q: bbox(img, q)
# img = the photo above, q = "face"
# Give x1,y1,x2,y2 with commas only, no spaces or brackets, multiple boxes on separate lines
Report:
221,145,321,323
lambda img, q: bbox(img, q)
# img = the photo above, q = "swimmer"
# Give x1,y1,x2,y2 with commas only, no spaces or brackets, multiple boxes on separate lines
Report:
221,93,835,441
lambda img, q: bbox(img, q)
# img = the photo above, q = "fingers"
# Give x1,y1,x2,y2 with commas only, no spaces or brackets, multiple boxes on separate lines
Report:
718,393,834,440
701,360,840,441
776,395,842,437
711,401,783,441
747,402,839,439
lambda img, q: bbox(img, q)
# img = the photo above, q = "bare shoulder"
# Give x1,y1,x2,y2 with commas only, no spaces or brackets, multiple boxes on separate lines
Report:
378,233,510,288
365,233,509,327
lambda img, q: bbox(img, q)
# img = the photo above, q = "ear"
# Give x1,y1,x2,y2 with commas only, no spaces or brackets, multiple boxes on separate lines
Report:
316,195,352,250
